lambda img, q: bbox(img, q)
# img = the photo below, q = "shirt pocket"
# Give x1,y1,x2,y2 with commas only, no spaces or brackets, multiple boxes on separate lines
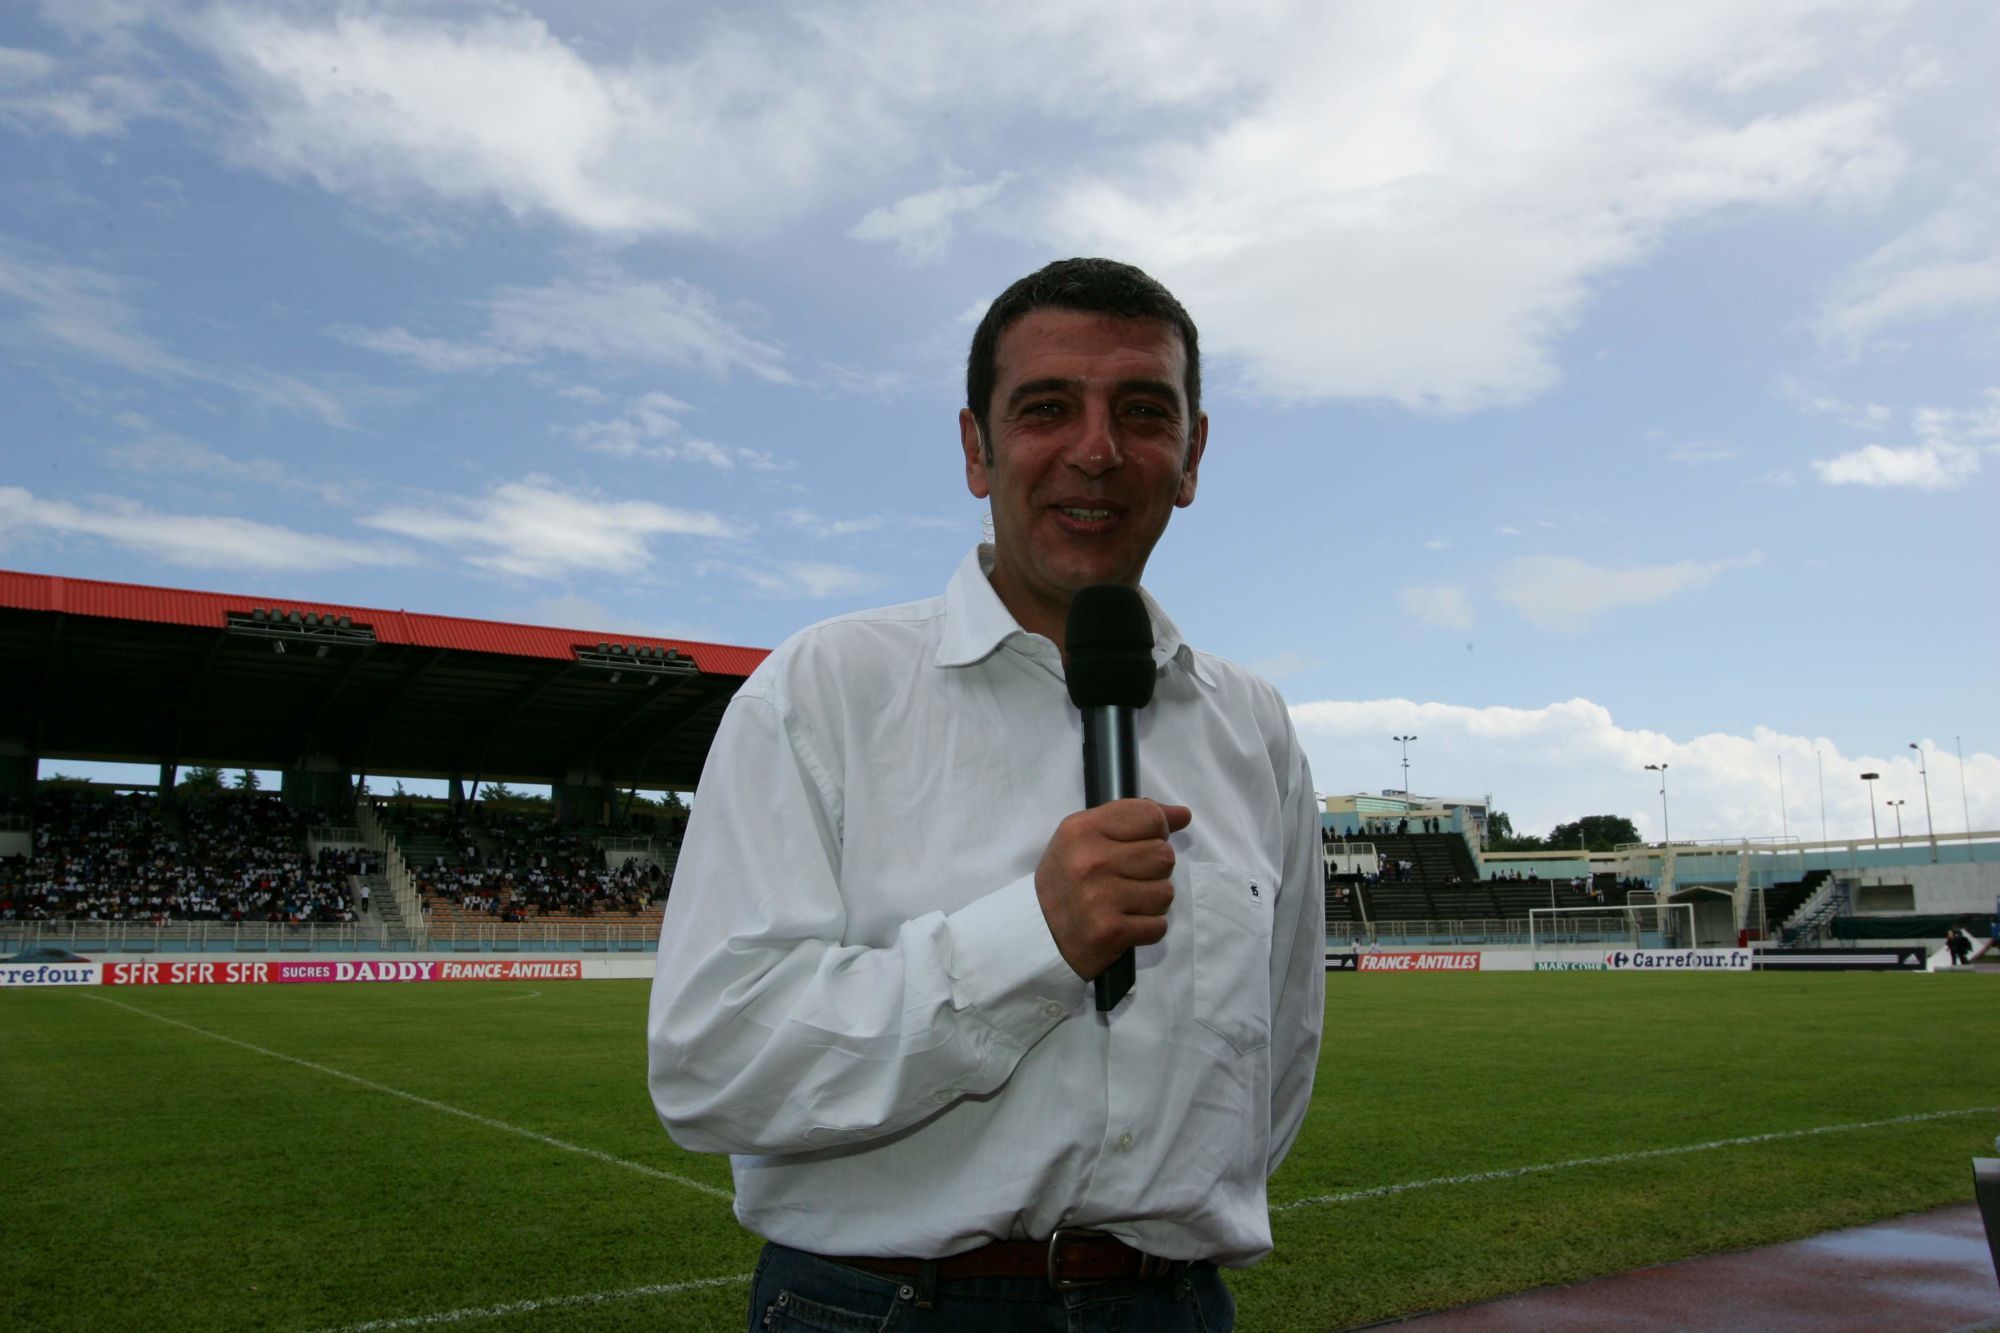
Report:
1189,861,1274,1055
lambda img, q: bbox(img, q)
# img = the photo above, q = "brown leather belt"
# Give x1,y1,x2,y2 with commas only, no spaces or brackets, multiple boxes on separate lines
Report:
827,1228,1188,1290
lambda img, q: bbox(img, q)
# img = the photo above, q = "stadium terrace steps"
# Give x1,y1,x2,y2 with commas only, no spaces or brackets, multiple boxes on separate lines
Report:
1759,869,1827,936
364,873,415,946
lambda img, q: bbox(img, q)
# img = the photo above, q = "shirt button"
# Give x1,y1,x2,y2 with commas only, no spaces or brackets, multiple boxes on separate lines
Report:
1041,1000,1065,1018
1119,1131,1134,1151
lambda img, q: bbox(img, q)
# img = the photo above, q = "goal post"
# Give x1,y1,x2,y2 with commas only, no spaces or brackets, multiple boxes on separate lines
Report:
1528,900,1697,958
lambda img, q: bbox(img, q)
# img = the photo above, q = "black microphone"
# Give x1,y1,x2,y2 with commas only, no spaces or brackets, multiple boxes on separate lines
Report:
1065,584,1156,1012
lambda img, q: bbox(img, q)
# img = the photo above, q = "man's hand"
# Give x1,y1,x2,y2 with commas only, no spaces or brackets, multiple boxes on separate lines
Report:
1035,799,1193,981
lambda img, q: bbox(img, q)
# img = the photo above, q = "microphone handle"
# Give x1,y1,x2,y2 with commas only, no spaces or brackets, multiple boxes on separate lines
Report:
1081,705,1139,1011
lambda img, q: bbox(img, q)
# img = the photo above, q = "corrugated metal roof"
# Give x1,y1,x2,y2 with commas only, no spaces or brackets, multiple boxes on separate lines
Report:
0,569,768,677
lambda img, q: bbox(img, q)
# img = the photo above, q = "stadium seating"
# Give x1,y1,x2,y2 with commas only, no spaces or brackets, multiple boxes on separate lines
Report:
3,788,359,924
380,801,670,932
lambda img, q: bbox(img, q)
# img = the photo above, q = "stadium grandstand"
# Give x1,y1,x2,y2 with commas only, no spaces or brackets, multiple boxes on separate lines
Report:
0,569,763,954
1319,783,1998,962
2,567,1993,967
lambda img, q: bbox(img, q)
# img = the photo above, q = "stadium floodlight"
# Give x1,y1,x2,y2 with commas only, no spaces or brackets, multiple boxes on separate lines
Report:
1392,734,1417,798
1859,772,1881,846
1644,763,1670,846
1909,743,1937,863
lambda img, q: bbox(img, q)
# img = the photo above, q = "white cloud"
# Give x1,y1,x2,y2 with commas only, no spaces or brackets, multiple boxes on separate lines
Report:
1249,650,1311,680
784,509,886,538
0,45,160,137
1667,440,1740,464
1290,696,2000,846
63,3,1917,409
102,432,353,503
1399,583,1474,631
1810,441,1980,489
0,237,350,424
1495,551,1764,633
183,5,900,237
705,560,879,599
331,325,524,373
359,478,735,578
848,174,1012,263
569,392,778,469
340,266,789,383
0,486,408,571
1030,5,1906,408
1808,390,1999,490
1815,199,2000,354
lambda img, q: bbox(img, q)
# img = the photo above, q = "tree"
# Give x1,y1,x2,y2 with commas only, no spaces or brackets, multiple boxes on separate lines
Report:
484,782,517,803
1483,810,1546,851
236,769,261,792
1547,814,1641,853
181,766,224,794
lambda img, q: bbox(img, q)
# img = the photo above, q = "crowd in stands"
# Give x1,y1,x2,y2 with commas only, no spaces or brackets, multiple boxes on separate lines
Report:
0,789,363,924
391,802,667,922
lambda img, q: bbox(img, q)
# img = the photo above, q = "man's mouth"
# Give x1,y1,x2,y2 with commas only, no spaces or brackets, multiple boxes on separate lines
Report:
1058,506,1114,521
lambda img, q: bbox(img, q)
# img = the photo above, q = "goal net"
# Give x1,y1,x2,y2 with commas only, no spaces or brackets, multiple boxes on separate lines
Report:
1528,900,1697,958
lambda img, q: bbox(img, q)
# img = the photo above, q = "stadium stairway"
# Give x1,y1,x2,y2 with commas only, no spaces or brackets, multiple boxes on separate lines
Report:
1757,869,1826,936
364,873,417,946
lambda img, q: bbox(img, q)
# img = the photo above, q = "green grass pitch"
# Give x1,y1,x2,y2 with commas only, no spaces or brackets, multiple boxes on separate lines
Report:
3,972,1995,1331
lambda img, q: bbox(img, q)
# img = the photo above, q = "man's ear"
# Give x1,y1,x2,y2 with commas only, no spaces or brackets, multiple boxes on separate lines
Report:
1175,411,1209,508
960,408,992,500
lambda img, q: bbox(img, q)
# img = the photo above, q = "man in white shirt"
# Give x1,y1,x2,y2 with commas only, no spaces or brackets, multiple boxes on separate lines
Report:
648,258,1323,1331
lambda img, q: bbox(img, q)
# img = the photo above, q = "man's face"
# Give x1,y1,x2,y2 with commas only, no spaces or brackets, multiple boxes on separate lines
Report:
960,308,1206,644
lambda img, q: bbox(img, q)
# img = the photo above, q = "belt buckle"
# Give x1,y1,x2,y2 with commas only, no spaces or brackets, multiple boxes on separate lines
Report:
1046,1227,1110,1290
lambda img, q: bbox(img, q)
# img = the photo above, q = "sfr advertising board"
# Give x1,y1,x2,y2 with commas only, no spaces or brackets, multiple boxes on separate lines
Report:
1357,951,1482,973
98,958,587,986
1601,948,1753,972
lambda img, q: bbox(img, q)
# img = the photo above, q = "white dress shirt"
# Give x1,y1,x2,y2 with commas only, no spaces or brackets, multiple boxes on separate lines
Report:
647,546,1323,1265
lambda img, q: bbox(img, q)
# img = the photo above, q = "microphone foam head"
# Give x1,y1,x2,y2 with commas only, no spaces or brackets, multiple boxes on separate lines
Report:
1065,584,1156,709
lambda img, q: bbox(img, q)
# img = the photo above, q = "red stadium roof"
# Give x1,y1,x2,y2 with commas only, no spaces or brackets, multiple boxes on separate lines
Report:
0,569,768,677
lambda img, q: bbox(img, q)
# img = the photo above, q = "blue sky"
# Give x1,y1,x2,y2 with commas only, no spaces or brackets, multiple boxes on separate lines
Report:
2,0,1995,843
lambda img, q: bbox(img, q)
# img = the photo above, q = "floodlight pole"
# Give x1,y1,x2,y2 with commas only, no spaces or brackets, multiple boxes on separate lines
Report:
1886,798,1905,841
1778,754,1789,848
1393,734,1417,801
1816,750,1827,847
1860,772,1881,847
1957,736,1974,862
1909,743,1937,863
1645,764,1670,845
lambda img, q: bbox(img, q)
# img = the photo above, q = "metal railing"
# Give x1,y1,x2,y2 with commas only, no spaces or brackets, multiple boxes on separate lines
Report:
1326,918,1534,947
0,919,393,954
424,921,661,952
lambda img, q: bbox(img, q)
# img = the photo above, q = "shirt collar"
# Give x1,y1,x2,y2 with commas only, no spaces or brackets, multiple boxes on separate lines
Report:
934,544,1217,688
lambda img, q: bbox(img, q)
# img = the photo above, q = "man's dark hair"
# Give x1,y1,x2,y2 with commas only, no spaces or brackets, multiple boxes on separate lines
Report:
966,257,1200,456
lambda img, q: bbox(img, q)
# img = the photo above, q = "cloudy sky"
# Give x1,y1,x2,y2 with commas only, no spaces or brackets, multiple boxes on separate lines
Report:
3,0,1995,843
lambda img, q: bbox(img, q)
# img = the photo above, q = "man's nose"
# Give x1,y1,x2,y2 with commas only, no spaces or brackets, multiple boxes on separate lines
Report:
1065,402,1123,477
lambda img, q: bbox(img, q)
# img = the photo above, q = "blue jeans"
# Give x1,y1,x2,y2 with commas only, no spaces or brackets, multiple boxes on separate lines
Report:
748,1241,1236,1331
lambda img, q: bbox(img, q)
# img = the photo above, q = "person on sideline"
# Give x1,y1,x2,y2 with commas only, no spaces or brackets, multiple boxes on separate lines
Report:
648,258,1324,1331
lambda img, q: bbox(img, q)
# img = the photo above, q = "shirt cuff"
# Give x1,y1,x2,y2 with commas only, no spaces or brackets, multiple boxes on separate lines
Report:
944,872,1087,1048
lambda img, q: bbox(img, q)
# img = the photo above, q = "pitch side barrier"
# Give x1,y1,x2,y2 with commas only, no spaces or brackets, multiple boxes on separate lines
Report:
0,956,659,987
1324,946,1760,973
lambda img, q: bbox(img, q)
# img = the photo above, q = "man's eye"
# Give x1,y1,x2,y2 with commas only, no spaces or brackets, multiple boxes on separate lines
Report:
1023,401,1065,417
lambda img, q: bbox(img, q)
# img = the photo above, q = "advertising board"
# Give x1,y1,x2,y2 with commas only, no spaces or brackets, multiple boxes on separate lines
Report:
1601,948,1753,971
0,960,102,986
1357,951,1482,973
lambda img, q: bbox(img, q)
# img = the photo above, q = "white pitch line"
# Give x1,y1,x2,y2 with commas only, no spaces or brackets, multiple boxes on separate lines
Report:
1272,1103,2000,1213
319,1273,754,1332
81,992,733,1202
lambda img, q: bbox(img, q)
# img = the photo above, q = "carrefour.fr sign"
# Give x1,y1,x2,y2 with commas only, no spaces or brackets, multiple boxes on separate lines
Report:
1603,948,1753,971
